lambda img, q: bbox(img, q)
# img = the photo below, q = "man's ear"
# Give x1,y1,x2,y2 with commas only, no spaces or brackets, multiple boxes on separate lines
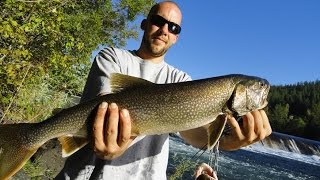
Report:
141,19,147,30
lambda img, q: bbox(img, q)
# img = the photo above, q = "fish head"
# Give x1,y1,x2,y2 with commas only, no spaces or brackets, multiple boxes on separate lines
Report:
229,77,270,116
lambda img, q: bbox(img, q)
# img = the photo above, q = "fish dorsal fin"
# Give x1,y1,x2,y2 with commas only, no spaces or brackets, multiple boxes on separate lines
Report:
110,73,154,93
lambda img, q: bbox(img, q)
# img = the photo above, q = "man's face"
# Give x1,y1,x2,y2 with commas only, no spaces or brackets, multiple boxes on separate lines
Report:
142,3,182,57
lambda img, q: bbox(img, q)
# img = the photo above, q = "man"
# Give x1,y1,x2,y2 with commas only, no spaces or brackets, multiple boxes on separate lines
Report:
57,1,272,179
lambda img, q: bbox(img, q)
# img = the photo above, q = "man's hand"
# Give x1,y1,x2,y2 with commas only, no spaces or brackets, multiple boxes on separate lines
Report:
194,163,218,180
92,102,134,160
219,110,272,151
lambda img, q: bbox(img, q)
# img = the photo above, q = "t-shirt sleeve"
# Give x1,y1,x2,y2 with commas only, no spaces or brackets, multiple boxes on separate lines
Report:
177,73,192,82
81,47,121,102
172,70,192,83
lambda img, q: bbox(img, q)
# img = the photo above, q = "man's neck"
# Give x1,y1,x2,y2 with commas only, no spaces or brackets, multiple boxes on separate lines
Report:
136,49,165,64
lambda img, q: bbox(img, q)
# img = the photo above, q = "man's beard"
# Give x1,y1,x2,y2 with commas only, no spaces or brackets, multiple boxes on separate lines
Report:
143,35,168,57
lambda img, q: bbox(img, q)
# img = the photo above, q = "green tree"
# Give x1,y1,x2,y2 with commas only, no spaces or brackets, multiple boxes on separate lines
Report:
286,116,306,136
305,103,320,140
269,103,289,130
267,81,320,141
0,0,155,122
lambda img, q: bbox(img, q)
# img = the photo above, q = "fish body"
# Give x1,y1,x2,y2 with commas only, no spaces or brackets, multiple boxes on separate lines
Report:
0,73,270,179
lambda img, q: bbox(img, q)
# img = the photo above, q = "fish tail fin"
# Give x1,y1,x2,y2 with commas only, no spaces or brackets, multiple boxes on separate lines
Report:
0,123,40,180
58,136,88,157
207,115,227,150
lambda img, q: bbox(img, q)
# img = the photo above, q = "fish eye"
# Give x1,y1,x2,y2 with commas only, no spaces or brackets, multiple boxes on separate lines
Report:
259,81,265,88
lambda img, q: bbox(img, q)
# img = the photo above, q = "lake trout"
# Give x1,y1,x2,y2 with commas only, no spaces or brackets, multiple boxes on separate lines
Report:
0,73,270,179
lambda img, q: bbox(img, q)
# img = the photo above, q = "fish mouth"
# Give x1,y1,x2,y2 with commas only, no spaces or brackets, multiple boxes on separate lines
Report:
260,99,268,109
260,85,270,109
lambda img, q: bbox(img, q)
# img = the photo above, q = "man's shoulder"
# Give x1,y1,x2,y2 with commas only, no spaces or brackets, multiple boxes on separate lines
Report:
99,47,132,57
95,47,137,66
163,62,192,82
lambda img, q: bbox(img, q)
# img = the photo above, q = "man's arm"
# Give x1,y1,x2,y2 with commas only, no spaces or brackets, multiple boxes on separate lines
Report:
179,110,272,151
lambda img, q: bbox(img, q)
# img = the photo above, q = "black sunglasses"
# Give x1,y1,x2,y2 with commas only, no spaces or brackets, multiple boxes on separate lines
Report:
150,15,181,35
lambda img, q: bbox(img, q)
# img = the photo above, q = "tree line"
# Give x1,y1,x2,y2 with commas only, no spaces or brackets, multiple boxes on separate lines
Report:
267,81,320,141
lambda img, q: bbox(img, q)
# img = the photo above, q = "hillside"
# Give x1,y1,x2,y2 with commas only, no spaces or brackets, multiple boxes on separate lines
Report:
267,80,320,141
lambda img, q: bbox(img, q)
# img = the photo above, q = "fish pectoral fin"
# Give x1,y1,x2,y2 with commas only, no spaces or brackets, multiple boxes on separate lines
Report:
58,136,88,157
207,115,227,150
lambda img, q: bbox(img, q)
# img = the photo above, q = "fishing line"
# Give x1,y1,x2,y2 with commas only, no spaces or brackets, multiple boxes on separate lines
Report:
208,141,220,172
189,116,243,174
189,143,207,161
188,141,221,175
186,116,243,177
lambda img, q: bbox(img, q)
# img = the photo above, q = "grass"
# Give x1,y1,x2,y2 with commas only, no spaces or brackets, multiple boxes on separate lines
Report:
22,160,54,179
169,153,198,180
2,76,78,124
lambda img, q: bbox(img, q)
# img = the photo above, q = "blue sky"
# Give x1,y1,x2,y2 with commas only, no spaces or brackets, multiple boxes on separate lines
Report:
124,0,320,85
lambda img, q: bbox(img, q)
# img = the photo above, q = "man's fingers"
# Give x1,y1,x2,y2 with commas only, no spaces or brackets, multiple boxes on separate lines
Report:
220,110,272,151
226,115,243,137
118,109,132,147
252,111,263,136
106,103,120,146
260,110,272,137
93,102,108,151
92,102,134,160
243,112,256,143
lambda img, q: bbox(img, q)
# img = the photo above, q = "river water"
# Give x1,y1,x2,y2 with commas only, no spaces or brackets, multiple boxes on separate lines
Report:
167,135,320,180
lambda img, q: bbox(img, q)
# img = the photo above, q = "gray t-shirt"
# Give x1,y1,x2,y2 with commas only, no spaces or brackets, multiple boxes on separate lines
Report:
56,47,191,180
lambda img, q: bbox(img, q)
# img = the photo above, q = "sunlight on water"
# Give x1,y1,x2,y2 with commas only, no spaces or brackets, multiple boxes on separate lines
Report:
167,135,320,180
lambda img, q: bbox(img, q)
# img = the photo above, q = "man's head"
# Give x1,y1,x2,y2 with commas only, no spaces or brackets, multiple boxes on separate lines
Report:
138,1,182,60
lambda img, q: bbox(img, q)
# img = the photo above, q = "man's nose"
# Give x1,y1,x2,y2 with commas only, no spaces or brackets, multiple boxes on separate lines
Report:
158,23,169,35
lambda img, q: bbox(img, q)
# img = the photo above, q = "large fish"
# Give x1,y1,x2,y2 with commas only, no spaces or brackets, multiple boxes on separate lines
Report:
0,73,270,179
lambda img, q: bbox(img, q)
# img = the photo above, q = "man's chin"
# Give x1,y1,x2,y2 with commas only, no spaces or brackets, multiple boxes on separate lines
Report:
149,46,167,57
151,50,167,57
